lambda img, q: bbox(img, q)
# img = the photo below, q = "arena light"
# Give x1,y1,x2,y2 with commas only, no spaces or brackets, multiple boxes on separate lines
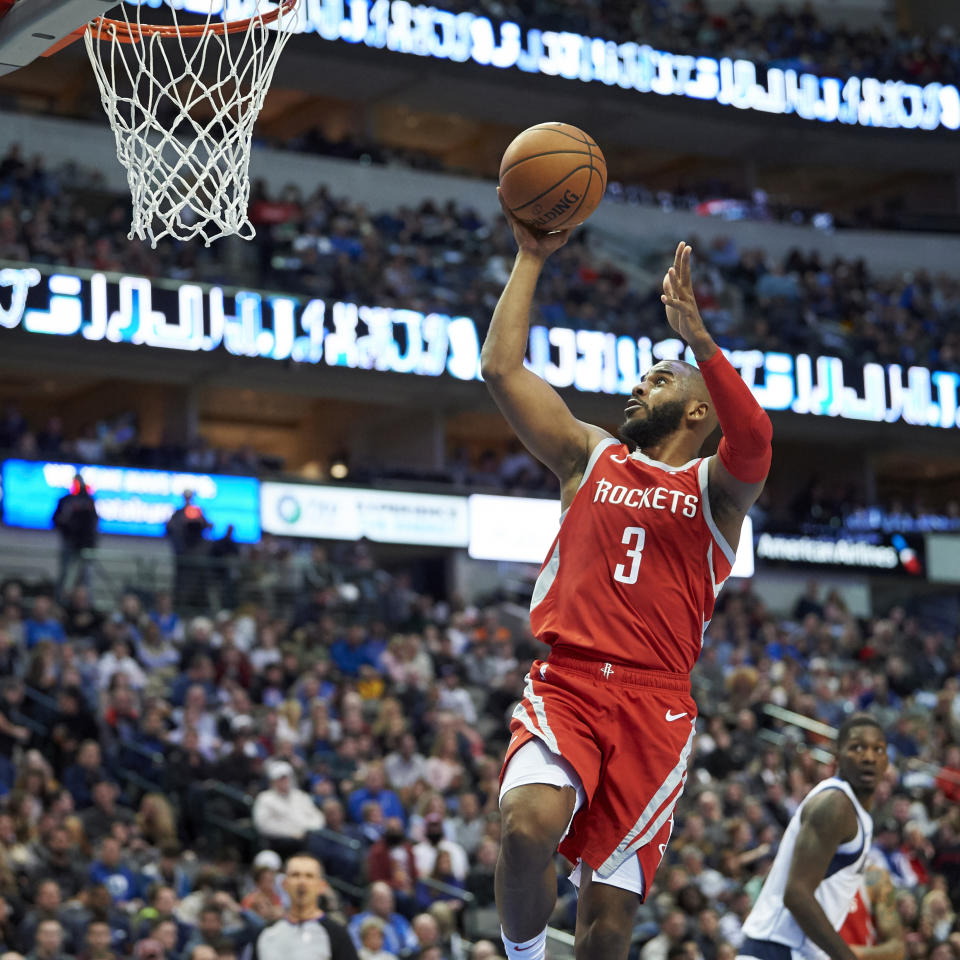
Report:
3,266,959,430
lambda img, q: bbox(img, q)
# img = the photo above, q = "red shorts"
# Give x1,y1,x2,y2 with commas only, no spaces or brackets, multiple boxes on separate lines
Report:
500,653,697,896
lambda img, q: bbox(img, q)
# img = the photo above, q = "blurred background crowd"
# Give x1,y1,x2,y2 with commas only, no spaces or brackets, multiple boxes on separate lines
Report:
2,401,959,541
1,0,959,956
0,542,956,960
2,148,960,376
446,0,960,86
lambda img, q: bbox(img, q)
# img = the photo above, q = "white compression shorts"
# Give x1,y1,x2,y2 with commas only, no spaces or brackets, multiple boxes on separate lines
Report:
499,737,645,897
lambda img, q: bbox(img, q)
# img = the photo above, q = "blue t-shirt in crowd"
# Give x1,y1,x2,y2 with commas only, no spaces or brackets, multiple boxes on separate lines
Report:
89,861,138,903
25,617,67,648
347,786,405,824
348,910,418,956
329,640,379,677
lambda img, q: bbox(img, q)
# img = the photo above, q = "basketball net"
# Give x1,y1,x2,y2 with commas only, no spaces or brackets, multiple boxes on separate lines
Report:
83,0,299,247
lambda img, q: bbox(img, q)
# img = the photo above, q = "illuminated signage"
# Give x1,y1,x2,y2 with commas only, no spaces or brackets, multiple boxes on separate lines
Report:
1,459,262,540
3,265,959,429
261,481,469,546
467,494,561,563
467,494,755,575
149,0,960,132
755,531,923,574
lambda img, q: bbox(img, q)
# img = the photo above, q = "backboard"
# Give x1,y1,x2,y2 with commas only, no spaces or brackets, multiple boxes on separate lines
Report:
0,0,115,76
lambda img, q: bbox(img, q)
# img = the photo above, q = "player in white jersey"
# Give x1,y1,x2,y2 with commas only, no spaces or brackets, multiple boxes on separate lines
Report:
738,714,888,960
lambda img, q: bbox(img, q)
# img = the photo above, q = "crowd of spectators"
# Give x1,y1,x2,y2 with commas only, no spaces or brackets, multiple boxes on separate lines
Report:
5,399,960,542
448,0,960,87
0,533,957,960
780,481,960,536
3,145,960,373
0,408,283,478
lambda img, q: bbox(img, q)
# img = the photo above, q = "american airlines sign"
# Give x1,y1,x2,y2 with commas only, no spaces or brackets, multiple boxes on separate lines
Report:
2,265,959,430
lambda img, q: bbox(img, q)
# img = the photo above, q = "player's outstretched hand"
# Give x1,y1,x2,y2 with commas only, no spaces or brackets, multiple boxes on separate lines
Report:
498,187,572,260
661,241,711,347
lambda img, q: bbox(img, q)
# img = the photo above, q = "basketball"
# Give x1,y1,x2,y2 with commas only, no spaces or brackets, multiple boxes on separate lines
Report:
499,121,607,231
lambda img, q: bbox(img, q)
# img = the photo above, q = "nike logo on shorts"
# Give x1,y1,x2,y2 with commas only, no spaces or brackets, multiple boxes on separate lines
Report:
665,710,688,722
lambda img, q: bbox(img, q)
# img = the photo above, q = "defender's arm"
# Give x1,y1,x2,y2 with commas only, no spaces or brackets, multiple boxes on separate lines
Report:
783,791,861,960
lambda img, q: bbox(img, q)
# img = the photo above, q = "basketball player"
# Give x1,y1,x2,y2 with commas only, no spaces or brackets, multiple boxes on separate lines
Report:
481,195,772,960
840,859,905,960
738,714,890,960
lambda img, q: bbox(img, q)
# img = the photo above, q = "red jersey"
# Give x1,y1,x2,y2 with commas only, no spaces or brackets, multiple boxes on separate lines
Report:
529,438,735,673
839,886,877,947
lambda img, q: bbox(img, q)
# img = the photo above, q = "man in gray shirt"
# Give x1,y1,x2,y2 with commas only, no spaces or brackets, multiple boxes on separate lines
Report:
247,855,356,960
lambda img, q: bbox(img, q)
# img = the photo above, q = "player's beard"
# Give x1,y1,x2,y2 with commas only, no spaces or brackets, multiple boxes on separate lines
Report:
618,399,687,451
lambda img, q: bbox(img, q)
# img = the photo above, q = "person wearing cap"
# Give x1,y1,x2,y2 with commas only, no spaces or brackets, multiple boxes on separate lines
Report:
251,762,324,859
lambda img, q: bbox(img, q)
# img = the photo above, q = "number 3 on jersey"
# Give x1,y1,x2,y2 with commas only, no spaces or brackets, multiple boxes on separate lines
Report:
613,525,646,584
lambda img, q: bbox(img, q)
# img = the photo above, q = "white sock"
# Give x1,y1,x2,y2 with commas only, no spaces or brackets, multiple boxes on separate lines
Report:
501,927,547,960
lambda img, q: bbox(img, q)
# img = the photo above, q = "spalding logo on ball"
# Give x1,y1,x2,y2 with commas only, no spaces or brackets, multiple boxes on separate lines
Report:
499,122,607,230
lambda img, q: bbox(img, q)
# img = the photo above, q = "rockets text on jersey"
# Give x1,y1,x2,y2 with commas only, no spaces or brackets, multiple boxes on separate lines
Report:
529,437,736,673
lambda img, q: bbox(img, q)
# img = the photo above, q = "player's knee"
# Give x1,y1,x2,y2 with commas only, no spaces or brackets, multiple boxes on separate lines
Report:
574,915,633,960
499,798,565,866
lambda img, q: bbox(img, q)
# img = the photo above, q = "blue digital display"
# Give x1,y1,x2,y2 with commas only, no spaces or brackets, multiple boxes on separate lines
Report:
2,266,959,430
1,460,261,542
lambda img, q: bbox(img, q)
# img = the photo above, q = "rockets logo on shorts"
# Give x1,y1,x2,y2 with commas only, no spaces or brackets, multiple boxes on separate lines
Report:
530,438,736,674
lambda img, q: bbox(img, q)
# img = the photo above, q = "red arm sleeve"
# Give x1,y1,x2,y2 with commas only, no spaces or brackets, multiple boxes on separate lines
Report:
699,349,773,484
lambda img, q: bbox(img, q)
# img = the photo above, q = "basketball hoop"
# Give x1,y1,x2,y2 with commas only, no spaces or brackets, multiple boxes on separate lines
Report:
81,0,299,247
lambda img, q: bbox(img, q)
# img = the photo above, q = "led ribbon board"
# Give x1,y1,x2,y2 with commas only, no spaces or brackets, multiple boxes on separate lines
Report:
148,0,960,132
2,266,959,429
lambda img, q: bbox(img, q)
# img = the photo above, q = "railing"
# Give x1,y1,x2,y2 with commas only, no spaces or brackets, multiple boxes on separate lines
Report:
761,703,838,740
0,538,401,619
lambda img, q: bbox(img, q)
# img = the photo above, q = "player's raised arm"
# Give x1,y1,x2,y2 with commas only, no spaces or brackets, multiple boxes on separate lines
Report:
660,242,772,546
481,190,610,494
783,791,862,960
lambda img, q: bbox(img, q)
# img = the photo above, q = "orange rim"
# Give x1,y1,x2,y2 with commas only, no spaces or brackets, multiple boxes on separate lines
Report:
75,0,296,43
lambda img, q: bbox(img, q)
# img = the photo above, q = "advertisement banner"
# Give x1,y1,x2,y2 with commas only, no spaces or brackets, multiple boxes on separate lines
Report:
260,481,469,547
755,530,924,575
467,495,755,576
467,494,562,564
1,459,261,541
